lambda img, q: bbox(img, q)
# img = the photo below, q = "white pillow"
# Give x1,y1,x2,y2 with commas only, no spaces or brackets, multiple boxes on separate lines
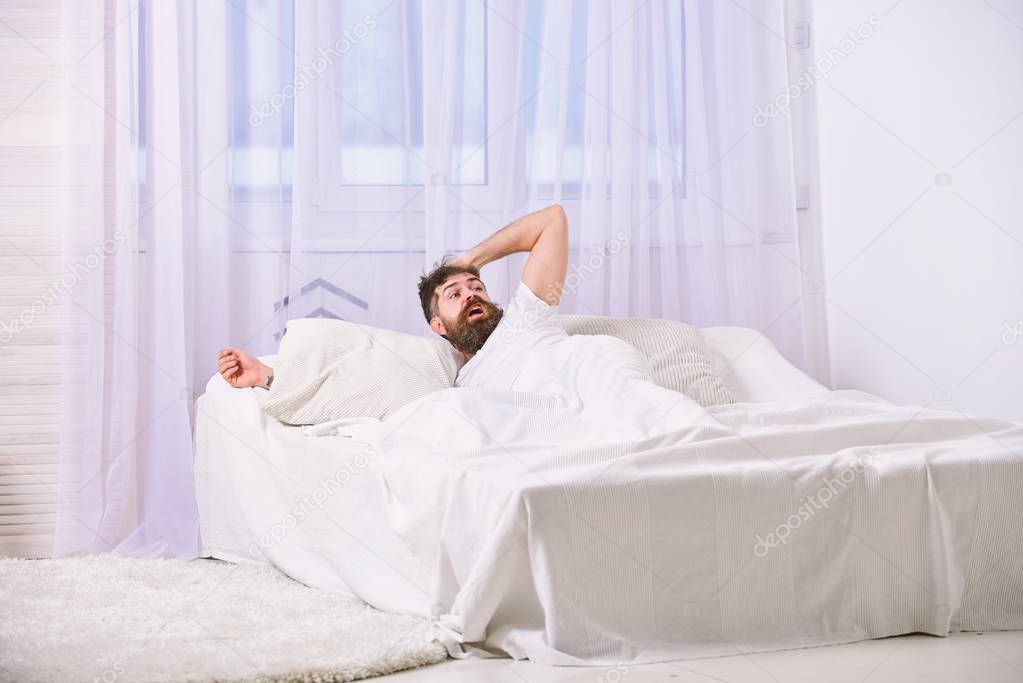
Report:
557,314,736,407
699,326,828,403
262,318,460,425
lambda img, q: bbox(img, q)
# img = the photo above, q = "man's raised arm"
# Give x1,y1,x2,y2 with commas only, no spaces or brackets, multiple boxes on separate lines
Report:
450,203,568,305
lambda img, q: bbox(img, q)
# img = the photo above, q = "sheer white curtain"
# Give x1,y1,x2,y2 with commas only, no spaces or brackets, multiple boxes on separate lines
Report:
55,0,233,557
54,0,827,558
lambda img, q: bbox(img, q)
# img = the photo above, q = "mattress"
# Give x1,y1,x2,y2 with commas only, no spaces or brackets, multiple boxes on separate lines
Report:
194,328,1023,664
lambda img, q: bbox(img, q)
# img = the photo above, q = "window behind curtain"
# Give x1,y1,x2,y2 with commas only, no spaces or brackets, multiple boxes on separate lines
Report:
225,0,684,201
229,0,295,199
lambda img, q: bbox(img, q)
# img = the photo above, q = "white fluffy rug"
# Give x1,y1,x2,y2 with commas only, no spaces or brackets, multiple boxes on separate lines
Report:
0,556,446,683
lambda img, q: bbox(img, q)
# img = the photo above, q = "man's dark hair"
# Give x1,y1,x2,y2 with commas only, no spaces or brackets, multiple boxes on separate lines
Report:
417,263,481,323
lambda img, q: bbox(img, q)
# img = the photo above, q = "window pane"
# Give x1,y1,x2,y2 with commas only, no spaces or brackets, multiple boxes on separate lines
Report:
338,0,423,185
521,0,685,198
521,0,589,196
230,0,295,194
336,0,486,186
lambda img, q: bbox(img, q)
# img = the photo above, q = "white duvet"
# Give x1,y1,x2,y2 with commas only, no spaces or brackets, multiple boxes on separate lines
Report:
196,340,1023,665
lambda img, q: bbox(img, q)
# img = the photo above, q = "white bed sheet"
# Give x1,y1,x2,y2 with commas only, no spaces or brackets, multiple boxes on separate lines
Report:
194,330,1023,665
196,356,431,612
195,328,818,569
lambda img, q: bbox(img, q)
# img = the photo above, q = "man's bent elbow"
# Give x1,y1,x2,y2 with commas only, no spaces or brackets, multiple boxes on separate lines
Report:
549,203,567,225
546,204,568,243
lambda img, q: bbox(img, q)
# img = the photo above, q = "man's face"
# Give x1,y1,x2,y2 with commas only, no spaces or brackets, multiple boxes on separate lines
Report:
429,272,503,355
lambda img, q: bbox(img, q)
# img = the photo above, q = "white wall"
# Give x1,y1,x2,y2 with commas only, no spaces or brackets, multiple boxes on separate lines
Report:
808,0,1023,421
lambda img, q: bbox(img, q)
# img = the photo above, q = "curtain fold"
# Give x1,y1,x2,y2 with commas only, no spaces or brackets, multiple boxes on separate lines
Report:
56,0,234,558
55,0,140,556
55,0,829,558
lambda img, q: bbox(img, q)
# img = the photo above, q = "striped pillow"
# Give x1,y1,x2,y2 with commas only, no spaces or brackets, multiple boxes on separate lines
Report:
262,318,460,425
558,314,736,407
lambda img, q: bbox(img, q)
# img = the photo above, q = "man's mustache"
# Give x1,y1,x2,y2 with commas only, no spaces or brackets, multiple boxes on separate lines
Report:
459,297,498,324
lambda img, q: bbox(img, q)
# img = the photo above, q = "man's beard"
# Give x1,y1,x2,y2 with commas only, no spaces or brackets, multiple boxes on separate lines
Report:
443,299,504,355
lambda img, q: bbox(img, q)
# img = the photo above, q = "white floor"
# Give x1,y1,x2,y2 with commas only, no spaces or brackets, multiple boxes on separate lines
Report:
386,631,1023,682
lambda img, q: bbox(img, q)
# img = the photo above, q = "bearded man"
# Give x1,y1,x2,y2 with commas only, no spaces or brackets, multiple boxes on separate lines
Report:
217,204,569,390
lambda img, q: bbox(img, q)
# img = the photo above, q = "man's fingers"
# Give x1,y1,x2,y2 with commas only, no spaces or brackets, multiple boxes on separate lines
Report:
217,348,249,387
218,347,239,359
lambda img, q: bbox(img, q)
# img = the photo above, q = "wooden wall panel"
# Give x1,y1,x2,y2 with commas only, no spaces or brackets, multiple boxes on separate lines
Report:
0,0,63,558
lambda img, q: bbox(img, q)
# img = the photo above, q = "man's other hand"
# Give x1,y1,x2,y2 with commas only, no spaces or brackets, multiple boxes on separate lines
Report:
217,347,272,389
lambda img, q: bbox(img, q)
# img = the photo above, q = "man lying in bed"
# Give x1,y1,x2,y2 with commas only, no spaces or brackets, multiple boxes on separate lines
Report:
216,204,569,389
217,204,726,438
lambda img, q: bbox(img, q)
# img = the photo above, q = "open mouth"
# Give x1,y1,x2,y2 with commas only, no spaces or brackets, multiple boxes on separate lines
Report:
466,304,485,320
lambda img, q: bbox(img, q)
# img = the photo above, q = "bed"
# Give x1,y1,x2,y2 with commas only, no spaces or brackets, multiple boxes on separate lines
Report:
194,326,1023,665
